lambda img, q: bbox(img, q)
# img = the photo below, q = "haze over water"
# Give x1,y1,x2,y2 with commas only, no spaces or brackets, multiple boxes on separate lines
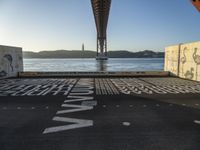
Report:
24,58,164,72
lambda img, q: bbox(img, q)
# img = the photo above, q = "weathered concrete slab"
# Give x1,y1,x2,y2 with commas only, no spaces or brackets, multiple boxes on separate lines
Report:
0,45,23,79
19,71,169,78
165,41,200,81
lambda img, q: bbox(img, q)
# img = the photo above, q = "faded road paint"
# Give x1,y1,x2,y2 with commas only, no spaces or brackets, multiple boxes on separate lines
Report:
43,117,93,134
43,79,95,134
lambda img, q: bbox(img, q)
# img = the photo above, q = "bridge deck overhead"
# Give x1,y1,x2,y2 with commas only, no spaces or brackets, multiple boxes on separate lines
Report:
91,0,111,59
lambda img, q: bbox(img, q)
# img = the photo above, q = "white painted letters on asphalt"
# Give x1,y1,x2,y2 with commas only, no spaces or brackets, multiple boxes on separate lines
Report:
43,79,95,134
43,117,93,134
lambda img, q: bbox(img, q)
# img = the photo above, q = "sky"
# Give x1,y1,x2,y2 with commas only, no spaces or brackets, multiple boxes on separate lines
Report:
0,0,200,52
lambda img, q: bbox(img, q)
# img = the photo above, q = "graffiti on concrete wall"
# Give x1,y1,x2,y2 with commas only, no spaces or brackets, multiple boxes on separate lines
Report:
184,68,194,80
3,54,14,72
180,47,187,77
0,45,23,78
193,48,200,80
165,41,200,82
165,46,179,76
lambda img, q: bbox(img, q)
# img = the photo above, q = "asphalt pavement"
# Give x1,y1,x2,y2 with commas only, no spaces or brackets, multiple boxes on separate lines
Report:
0,77,200,150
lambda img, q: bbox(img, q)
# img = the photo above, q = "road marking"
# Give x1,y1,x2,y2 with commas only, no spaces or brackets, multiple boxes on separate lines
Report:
123,122,131,126
2,107,7,110
194,120,200,125
17,107,21,110
43,117,93,134
31,107,35,109
102,105,106,108
129,105,133,107
81,101,97,106
43,79,95,134
182,104,186,106
195,104,199,106
0,79,76,96
57,104,93,114
69,90,94,96
116,105,120,108
46,106,49,109
143,105,147,107
64,96,93,103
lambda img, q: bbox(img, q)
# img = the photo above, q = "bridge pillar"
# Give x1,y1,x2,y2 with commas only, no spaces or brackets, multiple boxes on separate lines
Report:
96,36,107,60
91,0,111,60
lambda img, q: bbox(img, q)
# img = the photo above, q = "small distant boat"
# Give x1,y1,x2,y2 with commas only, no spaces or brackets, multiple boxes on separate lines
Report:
191,0,200,12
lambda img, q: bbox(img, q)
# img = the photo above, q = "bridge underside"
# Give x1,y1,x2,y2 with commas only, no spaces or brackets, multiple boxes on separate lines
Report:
91,0,111,60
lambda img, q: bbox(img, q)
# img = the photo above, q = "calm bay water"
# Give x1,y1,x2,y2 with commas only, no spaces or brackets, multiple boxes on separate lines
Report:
23,58,164,72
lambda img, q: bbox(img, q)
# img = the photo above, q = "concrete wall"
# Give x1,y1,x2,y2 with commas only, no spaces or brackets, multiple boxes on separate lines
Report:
0,45,23,78
165,41,200,81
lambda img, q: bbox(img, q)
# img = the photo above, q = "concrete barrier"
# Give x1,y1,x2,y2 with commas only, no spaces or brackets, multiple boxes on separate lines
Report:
165,41,200,81
19,71,169,78
0,45,23,78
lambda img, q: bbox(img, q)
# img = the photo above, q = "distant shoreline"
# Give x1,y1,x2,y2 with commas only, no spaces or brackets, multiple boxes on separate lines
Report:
23,50,164,59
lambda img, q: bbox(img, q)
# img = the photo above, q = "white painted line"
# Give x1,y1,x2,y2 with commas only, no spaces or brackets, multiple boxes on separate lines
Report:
81,101,97,106
31,107,35,109
65,96,93,103
123,122,131,126
57,104,93,114
182,104,186,106
194,120,200,125
43,117,93,134
195,104,199,106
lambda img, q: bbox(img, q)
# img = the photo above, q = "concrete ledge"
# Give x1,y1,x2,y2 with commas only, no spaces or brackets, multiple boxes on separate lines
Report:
19,71,169,78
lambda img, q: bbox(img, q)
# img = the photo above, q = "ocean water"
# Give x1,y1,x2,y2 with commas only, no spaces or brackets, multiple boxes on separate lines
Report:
23,58,164,72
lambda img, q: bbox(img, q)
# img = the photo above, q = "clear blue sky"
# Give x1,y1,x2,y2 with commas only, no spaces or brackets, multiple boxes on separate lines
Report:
0,0,200,52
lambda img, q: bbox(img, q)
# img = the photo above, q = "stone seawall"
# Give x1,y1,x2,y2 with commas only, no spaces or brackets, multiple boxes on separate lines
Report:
165,41,200,81
0,45,23,78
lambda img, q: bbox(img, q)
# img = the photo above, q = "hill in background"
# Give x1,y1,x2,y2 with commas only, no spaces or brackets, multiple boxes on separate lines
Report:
23,50,164,58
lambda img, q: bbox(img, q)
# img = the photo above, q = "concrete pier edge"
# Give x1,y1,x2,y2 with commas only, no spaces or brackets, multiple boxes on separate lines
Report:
18,71,170,78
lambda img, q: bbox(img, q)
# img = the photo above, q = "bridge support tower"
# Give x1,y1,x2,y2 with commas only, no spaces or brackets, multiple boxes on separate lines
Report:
91,0,111,60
